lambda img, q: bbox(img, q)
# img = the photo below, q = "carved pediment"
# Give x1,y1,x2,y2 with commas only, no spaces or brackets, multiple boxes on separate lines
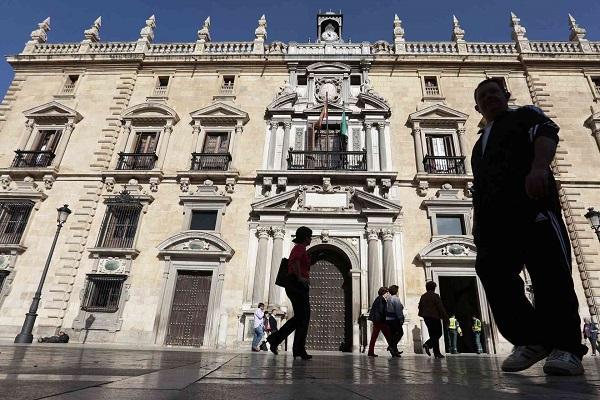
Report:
157,231,234,261
190,102,249,125
417,236,477,264
408,104,468,125
306,62,351,74
252,189,300,213
121,102,180,124
353,190,401,215
266,92,297,113
356,93,391,116
23,101,82,122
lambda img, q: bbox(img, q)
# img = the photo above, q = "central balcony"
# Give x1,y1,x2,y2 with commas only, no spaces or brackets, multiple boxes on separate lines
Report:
287,150,367,171
190,152,232,171
423,155,466,174
11,150,55,168
116,152,158,170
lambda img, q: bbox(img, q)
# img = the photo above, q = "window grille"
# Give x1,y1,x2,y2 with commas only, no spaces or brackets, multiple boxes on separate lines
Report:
0,201,34,244
97,195,142,248
81,274,126,312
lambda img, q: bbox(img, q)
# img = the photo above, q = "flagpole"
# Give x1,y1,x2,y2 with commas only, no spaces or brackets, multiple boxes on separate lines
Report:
325,93,329,153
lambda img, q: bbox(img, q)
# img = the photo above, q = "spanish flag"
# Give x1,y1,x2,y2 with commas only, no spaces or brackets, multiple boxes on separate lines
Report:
315,93,328,130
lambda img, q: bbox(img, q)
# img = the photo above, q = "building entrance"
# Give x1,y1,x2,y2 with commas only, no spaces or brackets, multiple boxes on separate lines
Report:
305,248,352,351
438,276,486,354
165,270,212,346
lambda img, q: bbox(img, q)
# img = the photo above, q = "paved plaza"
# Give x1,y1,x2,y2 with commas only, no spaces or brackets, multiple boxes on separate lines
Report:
0,344,599,399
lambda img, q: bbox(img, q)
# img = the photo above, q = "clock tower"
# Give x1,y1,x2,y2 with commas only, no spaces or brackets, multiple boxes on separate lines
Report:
317,11,343,43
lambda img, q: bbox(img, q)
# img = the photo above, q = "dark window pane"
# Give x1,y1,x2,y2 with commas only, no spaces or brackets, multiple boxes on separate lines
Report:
350,75,361,85
81,275,126,313
437,215,465,235
190,210,218,231
97,204,141,248
0,201,33,244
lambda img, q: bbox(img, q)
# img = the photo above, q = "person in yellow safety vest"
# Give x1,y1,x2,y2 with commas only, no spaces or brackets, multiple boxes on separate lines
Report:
472,316,483,354
448,314,462,354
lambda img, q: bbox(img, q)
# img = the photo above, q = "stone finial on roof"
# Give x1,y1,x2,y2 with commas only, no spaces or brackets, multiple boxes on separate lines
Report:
28,17,51,44
83,17,102,43
393,14,405,42
568,14,587,42
139,15,156,42
198,17,211,43
255,14,267,41
451,15,465,42
510,12,528,41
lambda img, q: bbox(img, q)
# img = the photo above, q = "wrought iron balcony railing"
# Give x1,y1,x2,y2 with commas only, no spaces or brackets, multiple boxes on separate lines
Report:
287,150,367,171
423,155,466,174
11,150,55,168
190,152,232,171
116,152,158,170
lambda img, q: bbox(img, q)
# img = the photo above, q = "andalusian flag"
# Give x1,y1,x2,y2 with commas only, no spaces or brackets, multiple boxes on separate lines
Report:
340,105,348,139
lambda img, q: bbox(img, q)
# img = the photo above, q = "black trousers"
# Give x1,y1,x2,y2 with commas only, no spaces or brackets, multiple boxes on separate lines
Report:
268,282,311,354
423,317,443,356
386,319,404,351
475,210,587,358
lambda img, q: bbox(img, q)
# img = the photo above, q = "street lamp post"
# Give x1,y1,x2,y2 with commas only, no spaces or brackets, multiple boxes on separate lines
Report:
14,204,72,343
585,207,600,242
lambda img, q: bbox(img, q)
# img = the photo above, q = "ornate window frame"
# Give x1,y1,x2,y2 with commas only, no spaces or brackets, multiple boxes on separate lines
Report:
419,72,445,101
179,182,232,234
421,184,473,239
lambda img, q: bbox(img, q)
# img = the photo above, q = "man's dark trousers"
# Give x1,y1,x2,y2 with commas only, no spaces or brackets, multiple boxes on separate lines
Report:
386,319,403,352
475,210,587,358
268,282,310,354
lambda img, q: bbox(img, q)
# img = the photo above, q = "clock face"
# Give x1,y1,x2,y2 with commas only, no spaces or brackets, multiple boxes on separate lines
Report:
321,30,339,41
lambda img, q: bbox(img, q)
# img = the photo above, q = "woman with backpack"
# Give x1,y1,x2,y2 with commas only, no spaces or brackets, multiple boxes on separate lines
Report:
368,286,401,357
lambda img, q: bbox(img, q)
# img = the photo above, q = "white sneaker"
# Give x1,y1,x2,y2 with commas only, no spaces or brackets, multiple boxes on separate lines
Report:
543,349,584,376
501,345,550,372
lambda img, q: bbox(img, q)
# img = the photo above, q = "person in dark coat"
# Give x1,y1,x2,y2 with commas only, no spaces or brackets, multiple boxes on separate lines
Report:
418,281,449,359
367,286,401,357
38,331,69,343
268,310,278,333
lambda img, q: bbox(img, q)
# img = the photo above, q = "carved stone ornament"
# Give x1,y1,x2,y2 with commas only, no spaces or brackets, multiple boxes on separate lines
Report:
315,77,341,103
366,178,376,192
276,80,295,98
97,258,127,274
367,228,380,241
0,254,11,270
1,175,12,190
322,177,333,193
393,14,405,42
104,177,115,193
320,230,330,242
179,177,190,193
272,226,285,239
149,177,160,193
254,14,267,41
43,175,55,190
139,15,156,42
28,17,50,44
262,177,273,197
198,17,211,43
182,239,211,251
225,177,236,194
452,15,465,42
510,12,528,41
568,14,587,42
83,17,101,43
417,180,429,197
380,178,392,199
441,244,470,256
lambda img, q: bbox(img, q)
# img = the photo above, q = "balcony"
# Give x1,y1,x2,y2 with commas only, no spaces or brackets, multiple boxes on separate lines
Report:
11,150,55,168
287,150,367,171
152,86,168,97
116,153,157,170
425,85,441,96
220,83,235,95
423,155,466,174
190,152,232,171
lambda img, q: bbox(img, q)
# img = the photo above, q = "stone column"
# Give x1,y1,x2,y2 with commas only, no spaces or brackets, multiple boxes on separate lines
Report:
412,126,425,173
280,122,291,170
156,122,173,170
267,121,278,169
381,228,396,287
364,122,373,171
252,226,271,305
457,124,471,174
230,124,243,170
378,123,389,171
367,228,383,304
268,226,285,306
191,122,203,153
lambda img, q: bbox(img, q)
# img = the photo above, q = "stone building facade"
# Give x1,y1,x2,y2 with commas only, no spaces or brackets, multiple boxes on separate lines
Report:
0,12,599,354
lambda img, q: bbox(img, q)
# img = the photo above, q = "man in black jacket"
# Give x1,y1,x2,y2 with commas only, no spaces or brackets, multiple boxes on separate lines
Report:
472,78,587,375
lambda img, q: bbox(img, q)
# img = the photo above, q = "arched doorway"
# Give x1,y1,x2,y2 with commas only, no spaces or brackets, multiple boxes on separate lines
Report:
305,246,352,351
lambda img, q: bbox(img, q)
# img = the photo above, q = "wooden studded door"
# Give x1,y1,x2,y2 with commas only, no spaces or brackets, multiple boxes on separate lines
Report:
306,257,350,351
165,271,212,346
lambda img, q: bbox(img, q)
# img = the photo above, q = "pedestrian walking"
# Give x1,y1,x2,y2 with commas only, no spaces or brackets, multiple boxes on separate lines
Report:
472,316,484,354
472,77,587,375
385,284,405,356
268,309,279,334
266,226,313,360
252,303,265,352
448,314,462,354
367,286,400,357
418,281,449,359
583,318,598,356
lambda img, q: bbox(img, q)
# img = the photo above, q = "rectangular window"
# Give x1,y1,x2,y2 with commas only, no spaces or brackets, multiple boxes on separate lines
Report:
153,76,170,97
425,134,455,157
97,204,142,248
202,132,230,154
436,215,466,235
350,75,362,86
34,129,63,153
134,132,159,153
592,77,600,97
81,274,126,313
61,75,79,94
424,76,440,96
297,75,307,86
190,210,218,231
0,201,33,244
221,76,235,94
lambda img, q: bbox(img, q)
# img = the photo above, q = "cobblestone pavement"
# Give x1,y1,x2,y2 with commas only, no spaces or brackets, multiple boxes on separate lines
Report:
1,344,599,399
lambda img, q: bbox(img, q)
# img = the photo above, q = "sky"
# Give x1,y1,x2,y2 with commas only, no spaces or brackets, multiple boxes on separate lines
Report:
0,0,598,96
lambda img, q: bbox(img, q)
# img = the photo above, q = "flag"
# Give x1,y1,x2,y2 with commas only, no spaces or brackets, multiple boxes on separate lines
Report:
340,106,348,139
315,93,328,130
